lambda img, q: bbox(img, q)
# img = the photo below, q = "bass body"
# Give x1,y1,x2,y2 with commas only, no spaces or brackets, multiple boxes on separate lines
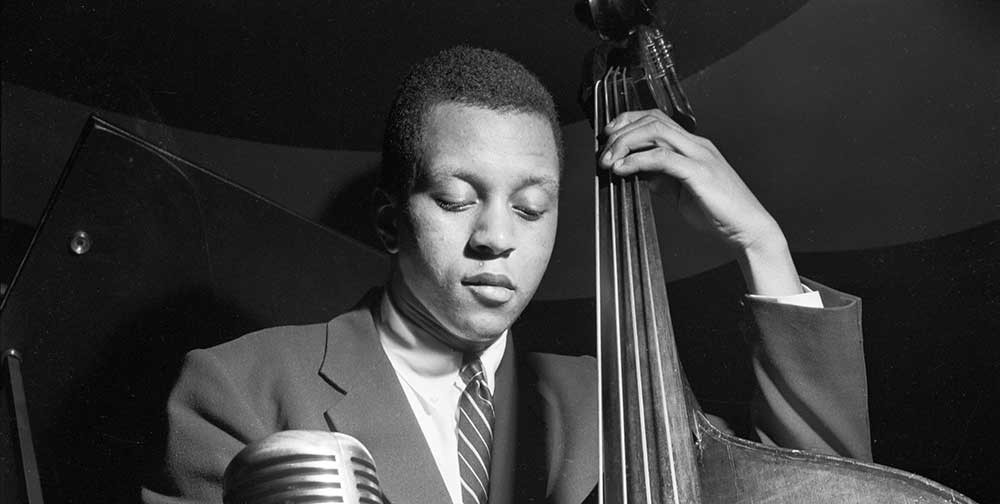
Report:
584,3,980,502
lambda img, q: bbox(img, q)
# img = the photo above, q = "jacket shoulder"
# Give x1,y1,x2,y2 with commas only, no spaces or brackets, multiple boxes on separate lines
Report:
525,352,597,434
526,353,596,393
197,322,328,379
526,352,599,504
198,301,375,373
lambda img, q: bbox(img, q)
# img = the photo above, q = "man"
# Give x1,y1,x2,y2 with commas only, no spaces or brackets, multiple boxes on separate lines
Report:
142,47,870,504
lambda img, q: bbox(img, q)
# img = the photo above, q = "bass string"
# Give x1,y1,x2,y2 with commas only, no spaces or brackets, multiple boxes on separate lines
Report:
592,73,605,504
611,66,652,504
597,63,680,504
620,66,680,504
607,66,632,504
621,65,683,504
626,100,682,504
595,66,628,504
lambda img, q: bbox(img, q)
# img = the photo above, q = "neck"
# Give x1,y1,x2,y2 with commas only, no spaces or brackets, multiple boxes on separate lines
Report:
387,270,495,354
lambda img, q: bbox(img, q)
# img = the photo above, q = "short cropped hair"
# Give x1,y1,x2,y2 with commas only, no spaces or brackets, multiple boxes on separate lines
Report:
379,46,562,202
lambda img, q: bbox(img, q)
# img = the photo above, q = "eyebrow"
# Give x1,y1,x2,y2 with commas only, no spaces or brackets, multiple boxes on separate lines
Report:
514,175,560,194
424,169,560,195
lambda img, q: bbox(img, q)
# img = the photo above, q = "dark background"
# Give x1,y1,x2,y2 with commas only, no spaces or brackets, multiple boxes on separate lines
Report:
2,0,998,502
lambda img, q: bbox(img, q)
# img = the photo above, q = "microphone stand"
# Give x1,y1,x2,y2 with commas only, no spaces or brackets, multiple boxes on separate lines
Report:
4,349,45,504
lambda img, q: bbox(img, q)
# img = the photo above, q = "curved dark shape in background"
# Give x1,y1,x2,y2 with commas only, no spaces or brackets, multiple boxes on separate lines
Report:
5,0,998,291
1,0,810,150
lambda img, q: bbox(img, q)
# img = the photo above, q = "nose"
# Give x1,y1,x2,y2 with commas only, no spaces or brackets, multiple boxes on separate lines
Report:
469,202,515,258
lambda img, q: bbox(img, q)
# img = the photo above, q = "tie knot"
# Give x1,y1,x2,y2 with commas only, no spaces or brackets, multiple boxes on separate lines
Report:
460,356,485,386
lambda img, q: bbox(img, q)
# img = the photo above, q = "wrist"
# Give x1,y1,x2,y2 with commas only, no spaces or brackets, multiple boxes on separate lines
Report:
741,223,788,262
737,226,802,297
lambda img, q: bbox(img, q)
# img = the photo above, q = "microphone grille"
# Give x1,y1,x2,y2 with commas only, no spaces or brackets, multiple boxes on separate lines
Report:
223,431,384,504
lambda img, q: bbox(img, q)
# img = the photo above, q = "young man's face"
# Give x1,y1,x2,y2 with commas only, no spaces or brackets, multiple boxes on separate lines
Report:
395,102,560,347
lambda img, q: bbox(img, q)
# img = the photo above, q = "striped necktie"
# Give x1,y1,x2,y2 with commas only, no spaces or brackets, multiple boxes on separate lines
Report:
457,356,494,504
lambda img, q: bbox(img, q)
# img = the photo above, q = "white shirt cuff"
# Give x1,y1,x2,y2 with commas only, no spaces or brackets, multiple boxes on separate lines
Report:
746,284,824,308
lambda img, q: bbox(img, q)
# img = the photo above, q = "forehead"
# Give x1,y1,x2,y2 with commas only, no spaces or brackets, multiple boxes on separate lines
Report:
419,103,560,188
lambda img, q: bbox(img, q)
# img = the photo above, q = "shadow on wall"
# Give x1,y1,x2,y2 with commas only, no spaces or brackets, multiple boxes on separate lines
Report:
319,165,381,251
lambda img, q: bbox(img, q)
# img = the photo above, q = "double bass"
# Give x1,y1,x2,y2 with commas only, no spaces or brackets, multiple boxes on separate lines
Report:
581,1,979,502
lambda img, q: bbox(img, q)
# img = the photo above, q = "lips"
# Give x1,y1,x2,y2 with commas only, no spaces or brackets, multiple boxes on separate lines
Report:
462,273,516,306
462,272,515,290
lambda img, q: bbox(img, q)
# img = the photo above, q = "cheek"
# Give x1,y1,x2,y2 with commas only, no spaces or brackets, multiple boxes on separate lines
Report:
541,217,559,252
405,207,467,279
520,219,558,278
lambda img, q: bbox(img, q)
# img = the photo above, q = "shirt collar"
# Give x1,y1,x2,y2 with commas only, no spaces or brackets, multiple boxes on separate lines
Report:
377,290,506,393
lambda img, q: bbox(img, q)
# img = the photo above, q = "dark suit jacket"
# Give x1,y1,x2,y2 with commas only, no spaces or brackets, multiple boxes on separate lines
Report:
142,280,870,504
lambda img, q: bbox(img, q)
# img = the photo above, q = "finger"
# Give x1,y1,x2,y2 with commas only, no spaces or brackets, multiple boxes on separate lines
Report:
601,119,706,167
610,147,698,182
604,109,676,132
605,109,707,149
603,115,662,154
603,109,706,153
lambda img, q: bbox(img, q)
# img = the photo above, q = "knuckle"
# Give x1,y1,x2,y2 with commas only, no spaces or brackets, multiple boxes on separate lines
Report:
659,111,679,125
689,136,716,156
653,122,672,136
655,147,679,165
695,135,717,150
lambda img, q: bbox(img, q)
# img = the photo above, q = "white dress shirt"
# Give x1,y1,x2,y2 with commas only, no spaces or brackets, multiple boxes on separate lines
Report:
376,293,506,504
747,285,824,308
375,286,821,504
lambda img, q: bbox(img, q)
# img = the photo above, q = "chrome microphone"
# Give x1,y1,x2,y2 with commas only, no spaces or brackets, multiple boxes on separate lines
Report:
223,430,384,504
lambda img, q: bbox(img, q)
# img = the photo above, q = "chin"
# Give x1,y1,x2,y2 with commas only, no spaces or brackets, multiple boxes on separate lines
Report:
456,311,517,342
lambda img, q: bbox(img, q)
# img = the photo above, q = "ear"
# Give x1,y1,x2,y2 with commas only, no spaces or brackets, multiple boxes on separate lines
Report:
373,187,401,254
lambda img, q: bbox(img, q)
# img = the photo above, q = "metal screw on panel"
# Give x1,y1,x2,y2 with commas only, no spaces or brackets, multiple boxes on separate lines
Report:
69,230,92,255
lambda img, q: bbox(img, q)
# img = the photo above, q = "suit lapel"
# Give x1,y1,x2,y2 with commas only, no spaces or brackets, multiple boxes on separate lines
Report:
315,295,597,504
488,337,517,504
318,294,451,504
489,339,549,504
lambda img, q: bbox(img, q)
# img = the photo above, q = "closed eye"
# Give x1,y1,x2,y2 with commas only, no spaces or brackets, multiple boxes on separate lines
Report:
514,206,546,221
436,199,475,212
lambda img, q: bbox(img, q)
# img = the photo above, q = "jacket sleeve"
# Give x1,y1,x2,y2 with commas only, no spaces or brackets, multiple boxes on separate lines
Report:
746,278,873,461
141,348,270,504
